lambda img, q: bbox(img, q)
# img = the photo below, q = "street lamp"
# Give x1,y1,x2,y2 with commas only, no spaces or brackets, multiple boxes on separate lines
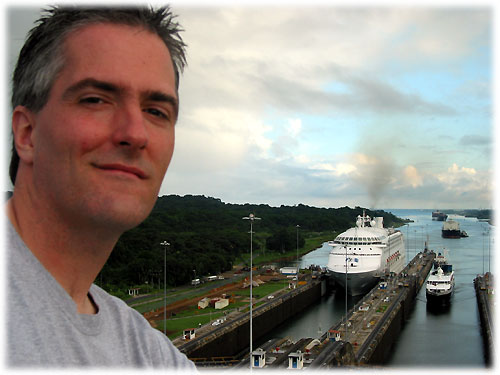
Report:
404,223,409,264
489,230,492,273
296,224,300,270
344,245,348,342
242,213,261,366
160,241,170,336
482,229,485,274
414,229,417,259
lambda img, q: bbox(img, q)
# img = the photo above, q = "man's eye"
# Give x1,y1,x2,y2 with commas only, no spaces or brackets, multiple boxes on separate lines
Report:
144,108,168,120
80,97,104,104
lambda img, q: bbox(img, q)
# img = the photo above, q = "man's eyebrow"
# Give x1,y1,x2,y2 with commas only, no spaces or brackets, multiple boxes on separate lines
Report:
62,78,120,99
143,90,179,117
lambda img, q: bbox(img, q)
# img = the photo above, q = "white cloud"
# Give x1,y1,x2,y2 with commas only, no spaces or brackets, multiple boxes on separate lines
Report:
403,165,423,188
435,163,485,196
287,118,302,138
310,162,357,177
176,107,272,167
448,163,477,176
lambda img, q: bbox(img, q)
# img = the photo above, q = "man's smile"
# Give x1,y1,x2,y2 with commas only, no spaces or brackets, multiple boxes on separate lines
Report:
93,163,148,179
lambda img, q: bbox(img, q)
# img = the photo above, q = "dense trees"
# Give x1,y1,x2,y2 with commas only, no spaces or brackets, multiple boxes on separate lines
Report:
98,195,406,291
266,228,305,253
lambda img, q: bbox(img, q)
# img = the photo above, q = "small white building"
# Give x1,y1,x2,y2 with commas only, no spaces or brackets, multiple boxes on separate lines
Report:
183,328,195,340
198,297,209,309
288,351,304,369
328,329,341,342
252,348,266,368
214,298,229,310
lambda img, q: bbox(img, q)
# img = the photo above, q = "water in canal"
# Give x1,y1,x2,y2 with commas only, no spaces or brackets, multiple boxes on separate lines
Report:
258,209,493,368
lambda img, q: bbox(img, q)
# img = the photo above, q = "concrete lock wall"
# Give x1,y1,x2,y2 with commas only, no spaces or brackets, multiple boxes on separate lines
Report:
361,257,434,365
364,296,405,364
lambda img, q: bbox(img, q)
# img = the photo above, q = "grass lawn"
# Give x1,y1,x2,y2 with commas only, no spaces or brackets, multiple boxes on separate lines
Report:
160,311,228,339
231,280,287,299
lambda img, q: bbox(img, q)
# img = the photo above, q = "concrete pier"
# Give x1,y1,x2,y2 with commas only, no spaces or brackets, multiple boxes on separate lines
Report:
232,250,435,369
353,250,435,364
474,272,494,366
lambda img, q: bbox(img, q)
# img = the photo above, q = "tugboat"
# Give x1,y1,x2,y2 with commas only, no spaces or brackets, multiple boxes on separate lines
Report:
426,250,454,305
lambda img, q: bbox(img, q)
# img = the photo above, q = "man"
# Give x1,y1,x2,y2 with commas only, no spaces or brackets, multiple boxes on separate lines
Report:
6,5,196,369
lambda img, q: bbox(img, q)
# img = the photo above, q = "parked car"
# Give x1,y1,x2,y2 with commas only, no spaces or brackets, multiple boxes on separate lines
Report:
211,319,224,326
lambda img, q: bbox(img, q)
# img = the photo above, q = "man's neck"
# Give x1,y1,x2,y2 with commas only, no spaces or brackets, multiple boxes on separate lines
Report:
7,189,120,314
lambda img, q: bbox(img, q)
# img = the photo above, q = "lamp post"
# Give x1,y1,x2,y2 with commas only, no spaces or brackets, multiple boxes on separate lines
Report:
405,224,409,263
242,213,260,367
414,229,417,259
482,229,485,274
489,230,492,273
345,245,348,341
296,225,300,270
160,241,170,336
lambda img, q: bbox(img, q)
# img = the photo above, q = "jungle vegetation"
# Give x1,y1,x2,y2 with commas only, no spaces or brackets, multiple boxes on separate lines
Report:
98,195,407,292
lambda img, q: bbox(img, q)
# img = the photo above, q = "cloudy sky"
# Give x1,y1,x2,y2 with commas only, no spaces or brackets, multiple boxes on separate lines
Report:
4,1,495,209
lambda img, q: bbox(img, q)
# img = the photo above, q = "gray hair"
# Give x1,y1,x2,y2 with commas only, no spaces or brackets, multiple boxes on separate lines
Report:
10,5,187,184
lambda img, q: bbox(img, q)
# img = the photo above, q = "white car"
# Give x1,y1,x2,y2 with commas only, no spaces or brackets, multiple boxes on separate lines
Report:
212,319,224,326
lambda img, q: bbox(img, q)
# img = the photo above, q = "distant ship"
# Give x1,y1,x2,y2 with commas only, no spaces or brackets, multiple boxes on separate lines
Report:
432,210,448,221
426,250,454,305
326,212,406,296
442,219,468,238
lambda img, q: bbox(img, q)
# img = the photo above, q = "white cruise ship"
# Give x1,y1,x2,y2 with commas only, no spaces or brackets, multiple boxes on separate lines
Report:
327,212,406,296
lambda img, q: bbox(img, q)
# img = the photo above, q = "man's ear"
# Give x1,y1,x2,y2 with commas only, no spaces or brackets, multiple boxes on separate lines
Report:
12,106,36,165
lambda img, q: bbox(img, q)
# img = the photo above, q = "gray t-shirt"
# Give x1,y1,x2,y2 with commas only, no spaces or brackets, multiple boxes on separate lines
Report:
6,220,197,370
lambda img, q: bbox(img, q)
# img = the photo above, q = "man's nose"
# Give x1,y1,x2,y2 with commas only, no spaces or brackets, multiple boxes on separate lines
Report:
112,102,148,150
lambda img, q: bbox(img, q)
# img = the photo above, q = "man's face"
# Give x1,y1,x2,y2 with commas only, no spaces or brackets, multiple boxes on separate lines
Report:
28,23,177,231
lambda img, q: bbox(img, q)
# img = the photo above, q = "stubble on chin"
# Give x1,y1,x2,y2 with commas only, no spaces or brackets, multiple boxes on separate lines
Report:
76,189,157,234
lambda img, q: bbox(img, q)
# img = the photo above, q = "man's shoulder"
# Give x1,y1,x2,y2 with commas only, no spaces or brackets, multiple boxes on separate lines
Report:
89,285,197,370
90,284,143,318
89,286,163,348
90,285,163,340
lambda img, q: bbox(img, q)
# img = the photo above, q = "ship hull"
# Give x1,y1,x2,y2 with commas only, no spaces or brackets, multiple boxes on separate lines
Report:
330,270,379,296
442,229,461,238
432,215,447,221
426,289,453,305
